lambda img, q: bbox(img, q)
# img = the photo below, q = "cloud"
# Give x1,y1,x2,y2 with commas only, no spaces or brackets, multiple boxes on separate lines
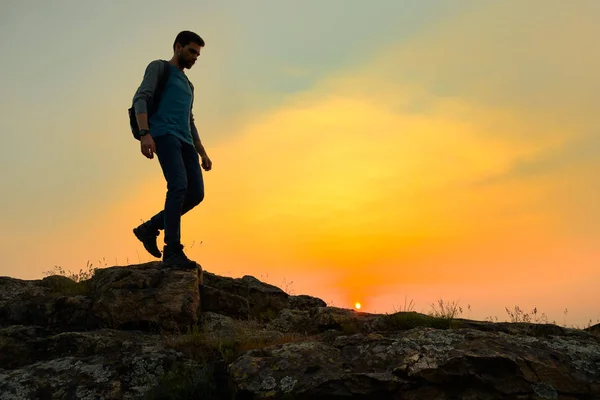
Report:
8,0,597,323
190,0,600,291
473,132,600,185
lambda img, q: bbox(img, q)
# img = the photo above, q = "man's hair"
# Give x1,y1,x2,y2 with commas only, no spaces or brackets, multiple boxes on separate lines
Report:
173,30,205,51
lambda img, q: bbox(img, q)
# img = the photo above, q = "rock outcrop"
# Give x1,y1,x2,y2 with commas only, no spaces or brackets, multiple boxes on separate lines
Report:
0,262,599,399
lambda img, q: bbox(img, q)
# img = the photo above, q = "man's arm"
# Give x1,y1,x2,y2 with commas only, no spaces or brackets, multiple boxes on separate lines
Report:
190,111,207,156
190,108,212,170
133,60,163,131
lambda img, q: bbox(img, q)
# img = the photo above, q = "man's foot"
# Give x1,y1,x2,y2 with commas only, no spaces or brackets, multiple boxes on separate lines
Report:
133,223,162,258
162,244,198,270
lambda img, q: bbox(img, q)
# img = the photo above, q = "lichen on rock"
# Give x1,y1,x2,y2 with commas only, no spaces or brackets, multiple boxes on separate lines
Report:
1,263,599,399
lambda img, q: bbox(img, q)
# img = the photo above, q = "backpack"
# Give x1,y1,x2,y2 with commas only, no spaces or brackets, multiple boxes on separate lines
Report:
128,60,171,140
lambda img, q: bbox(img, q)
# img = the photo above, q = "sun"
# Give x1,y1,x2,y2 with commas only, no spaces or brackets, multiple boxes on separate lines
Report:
355,302,362,310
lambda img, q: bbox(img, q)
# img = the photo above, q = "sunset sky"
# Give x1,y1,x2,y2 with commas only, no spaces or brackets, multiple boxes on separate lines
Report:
1,0,598,327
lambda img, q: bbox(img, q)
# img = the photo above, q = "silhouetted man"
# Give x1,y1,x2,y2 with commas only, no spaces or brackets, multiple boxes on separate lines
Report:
132,30,212,269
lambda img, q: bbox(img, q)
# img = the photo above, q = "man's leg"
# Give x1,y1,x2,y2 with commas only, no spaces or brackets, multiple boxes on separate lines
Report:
180,140,204,214
155,136,201,268
134,135,189,260
135,139,204,256
154,135,188,253
134,136,204,268
152,143,203,224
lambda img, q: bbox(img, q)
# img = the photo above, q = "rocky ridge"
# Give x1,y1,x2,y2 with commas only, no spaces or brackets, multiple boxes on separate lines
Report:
0,262,599,399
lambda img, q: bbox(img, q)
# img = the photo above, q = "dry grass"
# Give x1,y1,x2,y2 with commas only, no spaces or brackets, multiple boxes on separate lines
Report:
43,260,101,283
162,318,316,364
392,295,416,313
41,258,599,331
428,299,469,320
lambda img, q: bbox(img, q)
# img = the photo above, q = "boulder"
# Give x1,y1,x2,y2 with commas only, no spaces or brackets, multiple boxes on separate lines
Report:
288,294,327,311
267,309,313,334
2,264,599,399
0,327,211,399
230,326,600,399
585,322,600,333
0,263,201,333
201,285,250,319
203,273,290,320
90,262,200,332
0,276,98,332
202,273,326,321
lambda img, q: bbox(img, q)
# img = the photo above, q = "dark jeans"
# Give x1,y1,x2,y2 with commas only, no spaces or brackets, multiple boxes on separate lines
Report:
146,134,204,250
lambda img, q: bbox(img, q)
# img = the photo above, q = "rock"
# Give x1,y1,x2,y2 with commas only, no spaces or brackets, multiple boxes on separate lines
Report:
288,294,327,310
201,285,250,319
201,311,236,334
203,272,290,321
2,264,599,399
0,328,208,399
230,326,600,399
310,306,380,334
0,264,201,334
90,262,200,332
0,277,97,332
202,273,327,321
203,273,287,297
240,329,285,348
302,308,456,336
0,277,49,301
585,322,600,333
199,313,287,351
0,325,55,369
371,311,453,331
267,309,313,334
230,341,340,397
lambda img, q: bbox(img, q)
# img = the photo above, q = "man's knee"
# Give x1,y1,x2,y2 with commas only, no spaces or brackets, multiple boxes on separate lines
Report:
167,181,188,202
188,186,204,207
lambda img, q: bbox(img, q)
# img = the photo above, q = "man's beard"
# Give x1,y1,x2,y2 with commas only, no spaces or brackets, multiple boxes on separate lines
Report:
178,54,191,69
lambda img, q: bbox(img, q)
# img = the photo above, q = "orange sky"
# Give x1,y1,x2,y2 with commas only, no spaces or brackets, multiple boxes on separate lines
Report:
1,0,599,327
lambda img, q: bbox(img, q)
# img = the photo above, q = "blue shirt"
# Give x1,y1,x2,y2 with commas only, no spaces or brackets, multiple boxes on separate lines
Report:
148,64,194,145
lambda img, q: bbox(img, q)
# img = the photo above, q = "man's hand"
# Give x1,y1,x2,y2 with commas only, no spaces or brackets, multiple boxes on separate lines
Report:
201,153,212,171
140,135,156,159
194,139,212,171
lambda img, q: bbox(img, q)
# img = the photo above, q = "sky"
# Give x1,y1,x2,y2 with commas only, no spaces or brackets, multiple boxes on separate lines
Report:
1,0,599,327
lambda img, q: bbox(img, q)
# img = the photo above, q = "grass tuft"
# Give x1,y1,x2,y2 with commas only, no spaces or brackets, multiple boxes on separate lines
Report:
144,362,218,400
383,311,452,330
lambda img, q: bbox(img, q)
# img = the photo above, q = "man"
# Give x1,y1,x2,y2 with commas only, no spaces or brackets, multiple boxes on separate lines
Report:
131,30,212,269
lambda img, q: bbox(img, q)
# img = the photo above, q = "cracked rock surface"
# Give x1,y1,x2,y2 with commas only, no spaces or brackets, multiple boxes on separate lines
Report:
1,264,599,399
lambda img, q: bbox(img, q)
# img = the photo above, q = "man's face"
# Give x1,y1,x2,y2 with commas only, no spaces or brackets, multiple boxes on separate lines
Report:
176,43,202,69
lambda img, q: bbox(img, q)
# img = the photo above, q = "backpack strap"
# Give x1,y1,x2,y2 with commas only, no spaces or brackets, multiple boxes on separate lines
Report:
186,76,195,109
129,60,171,140
149,60,171,114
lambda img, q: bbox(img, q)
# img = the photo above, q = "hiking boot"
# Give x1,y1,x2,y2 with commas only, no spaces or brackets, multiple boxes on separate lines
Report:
162,245,198,270
133,223,161,258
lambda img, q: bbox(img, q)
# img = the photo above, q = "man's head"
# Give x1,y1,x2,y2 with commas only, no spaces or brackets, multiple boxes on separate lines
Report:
173,31,205,69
